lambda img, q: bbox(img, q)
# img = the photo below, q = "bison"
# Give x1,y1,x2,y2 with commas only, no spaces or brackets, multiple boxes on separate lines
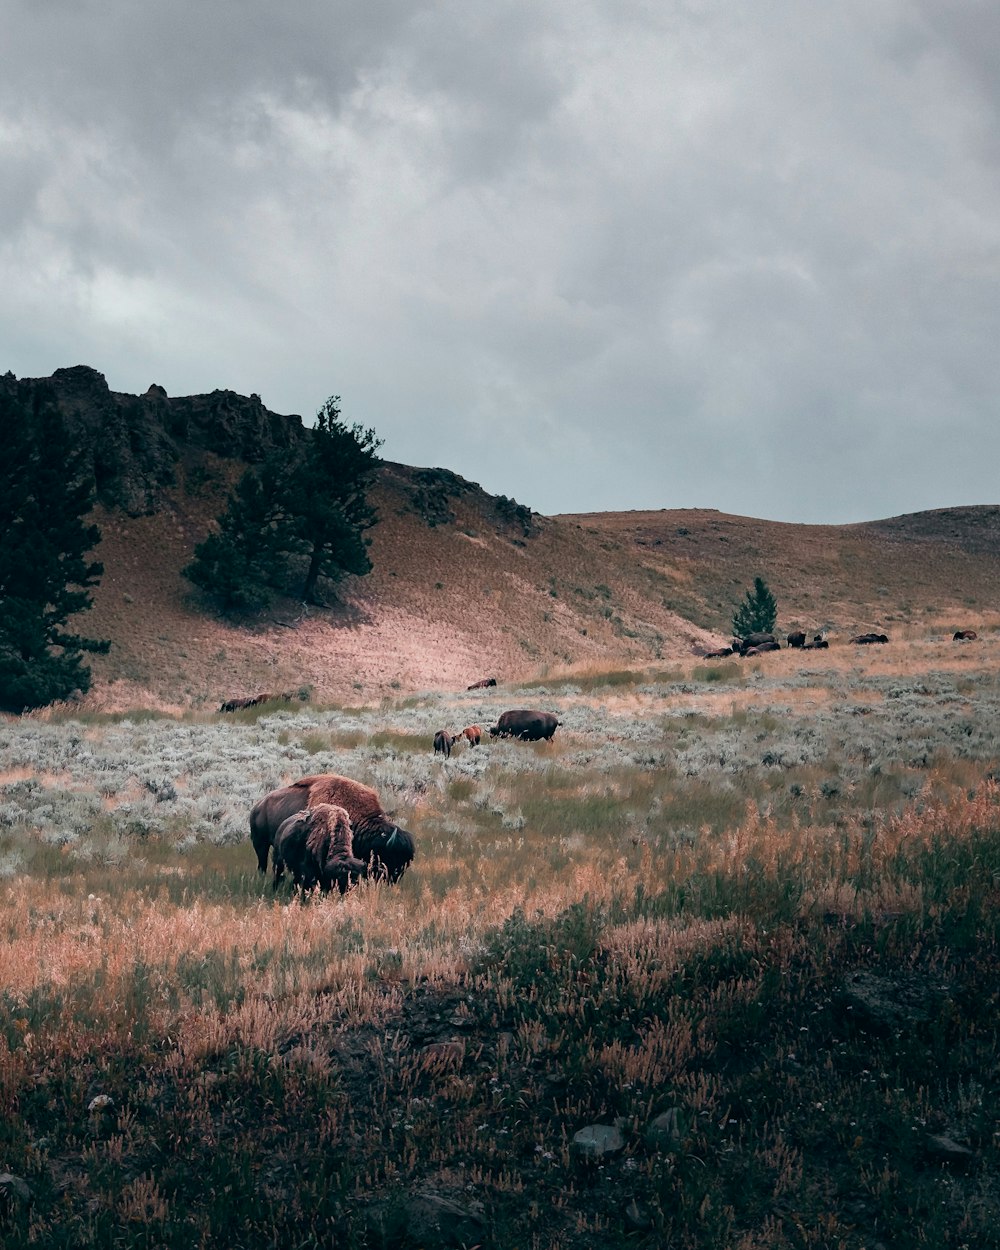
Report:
220,692,294,713
699,646,734,659
786,631,806,648
460,724,483,747
272,803,366,894
736,632,777,656
851,633,889,645
433,730,458,758
488,710,561,742
953,630,978,641
250,774,415,883
744,640,781,656
802,638,829,650
467,677,498,690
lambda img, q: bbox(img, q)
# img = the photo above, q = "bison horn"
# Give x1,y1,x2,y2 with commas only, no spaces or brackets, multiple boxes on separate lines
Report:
386,827,401,848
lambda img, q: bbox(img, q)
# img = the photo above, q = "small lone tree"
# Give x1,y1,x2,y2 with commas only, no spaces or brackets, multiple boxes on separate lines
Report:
184,394,382,612
0,388,110,711
288,396,382,605
732,576,778,639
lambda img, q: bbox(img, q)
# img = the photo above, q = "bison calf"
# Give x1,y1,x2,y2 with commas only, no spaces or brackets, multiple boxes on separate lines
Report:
272,803,366,894
434,730,459,758
460,724,482,747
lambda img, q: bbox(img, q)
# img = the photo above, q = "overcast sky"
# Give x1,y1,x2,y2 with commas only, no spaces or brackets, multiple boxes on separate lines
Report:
3,2,998,523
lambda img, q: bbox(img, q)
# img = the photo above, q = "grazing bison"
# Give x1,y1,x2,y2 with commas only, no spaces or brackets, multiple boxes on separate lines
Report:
220,692,293,713
700,646,734,659
250,774,415,883
736,632,778,656
433,729,458,758
488,710,561,742
787,631,806,648
802,638,830,650
953,630,978,641
744,640,781,656
272,803,366,894
461,724,483,747
851,633,889,645
467,677,498,690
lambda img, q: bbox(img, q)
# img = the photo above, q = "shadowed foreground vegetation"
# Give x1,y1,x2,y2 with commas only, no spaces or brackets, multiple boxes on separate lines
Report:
1,643,999,1247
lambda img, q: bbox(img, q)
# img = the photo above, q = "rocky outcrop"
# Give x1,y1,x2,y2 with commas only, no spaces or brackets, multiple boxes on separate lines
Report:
0,365,304,515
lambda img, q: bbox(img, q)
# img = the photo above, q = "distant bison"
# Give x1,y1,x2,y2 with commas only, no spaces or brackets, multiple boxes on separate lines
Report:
467,677,498,690
953,630,978,641
250,774,415,883
787,631,806,648
736,632,777,656
220,692,293,713
488,710,561,742
434,729,458,758
744,640,781,656
272,803,365,894
461,724,483,747
851,633,889,645
802,638,829,650
700,646,734,659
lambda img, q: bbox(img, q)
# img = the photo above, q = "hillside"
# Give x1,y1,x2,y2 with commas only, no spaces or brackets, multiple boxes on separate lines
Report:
6,367,999,711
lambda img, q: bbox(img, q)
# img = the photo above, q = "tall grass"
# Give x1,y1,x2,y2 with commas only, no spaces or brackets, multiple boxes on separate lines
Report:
3,655,1000,1247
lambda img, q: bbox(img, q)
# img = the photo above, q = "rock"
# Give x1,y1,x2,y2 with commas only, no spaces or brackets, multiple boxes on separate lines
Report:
624,1198,654,1231
418,1040,466,1071
645,1107,684,1151
572,1123,625,1159
0,1172,32,1212
926,1134,977,1169
88,1094,114,1114
403,1192,488,1248
838,971,948,1036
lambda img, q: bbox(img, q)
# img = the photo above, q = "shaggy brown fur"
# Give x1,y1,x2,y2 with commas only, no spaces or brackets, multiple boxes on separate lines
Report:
433,729,458,758
272,803,365,894
460,725,482,747
250,774,415,883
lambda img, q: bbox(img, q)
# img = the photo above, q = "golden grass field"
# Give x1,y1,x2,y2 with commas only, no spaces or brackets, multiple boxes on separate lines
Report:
3,620,1000,1247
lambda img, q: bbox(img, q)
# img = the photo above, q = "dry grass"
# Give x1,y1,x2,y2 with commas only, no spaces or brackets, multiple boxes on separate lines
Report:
3,638,1000,1246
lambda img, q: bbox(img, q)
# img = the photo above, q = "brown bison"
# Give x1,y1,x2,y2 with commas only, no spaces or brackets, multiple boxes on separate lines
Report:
250,774,415,883
744,640,781,656
467,677,498,690
802,638,829,650
851,633,889,645
488,710,561,742
220,692,293,713
700,646,734,659
433,730,458,758
786,631,806,648
272,803,366,894
461,724,483,747
953,630,978,641
736,632,777,656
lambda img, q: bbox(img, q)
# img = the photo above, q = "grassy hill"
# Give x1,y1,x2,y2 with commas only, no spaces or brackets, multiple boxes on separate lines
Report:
76,469,1000,712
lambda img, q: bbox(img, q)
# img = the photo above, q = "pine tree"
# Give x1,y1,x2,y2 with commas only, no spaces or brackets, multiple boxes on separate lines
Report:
183,455,294,612
0,388,109,711
732,576,778,639
184,395,382,612
289,397,382,604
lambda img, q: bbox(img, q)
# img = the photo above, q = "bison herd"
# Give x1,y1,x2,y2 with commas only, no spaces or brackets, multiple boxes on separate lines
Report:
434,708,562,756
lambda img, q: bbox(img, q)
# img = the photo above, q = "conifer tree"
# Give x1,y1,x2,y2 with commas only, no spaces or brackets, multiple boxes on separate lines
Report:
732,576,778,639
0,388,109,711
184,395,382,612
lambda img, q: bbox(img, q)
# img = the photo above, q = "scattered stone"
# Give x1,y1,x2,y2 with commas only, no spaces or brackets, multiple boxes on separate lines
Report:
88,1094,114,1114
624,1198,654,1231
385,1191,488,1249
0,1172,32,1214
838,971,948,1036
645,1107,684,1151
418,1040,466,1071
572,1123,625,1159
926,1134,977,1169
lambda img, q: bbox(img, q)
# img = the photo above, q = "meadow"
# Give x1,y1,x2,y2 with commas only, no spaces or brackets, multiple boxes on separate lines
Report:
1,638,999,1248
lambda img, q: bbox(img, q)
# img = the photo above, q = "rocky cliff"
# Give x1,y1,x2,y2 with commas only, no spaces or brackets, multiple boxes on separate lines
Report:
1,365,305,515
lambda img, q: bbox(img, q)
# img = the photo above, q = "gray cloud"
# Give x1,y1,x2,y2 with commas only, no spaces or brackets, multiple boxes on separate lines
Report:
3,0,999,522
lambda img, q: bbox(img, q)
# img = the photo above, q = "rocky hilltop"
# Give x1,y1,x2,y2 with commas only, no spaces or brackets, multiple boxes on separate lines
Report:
1,365,304,515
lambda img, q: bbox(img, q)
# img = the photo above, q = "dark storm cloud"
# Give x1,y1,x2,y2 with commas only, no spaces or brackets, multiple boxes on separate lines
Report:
2,1,999,522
